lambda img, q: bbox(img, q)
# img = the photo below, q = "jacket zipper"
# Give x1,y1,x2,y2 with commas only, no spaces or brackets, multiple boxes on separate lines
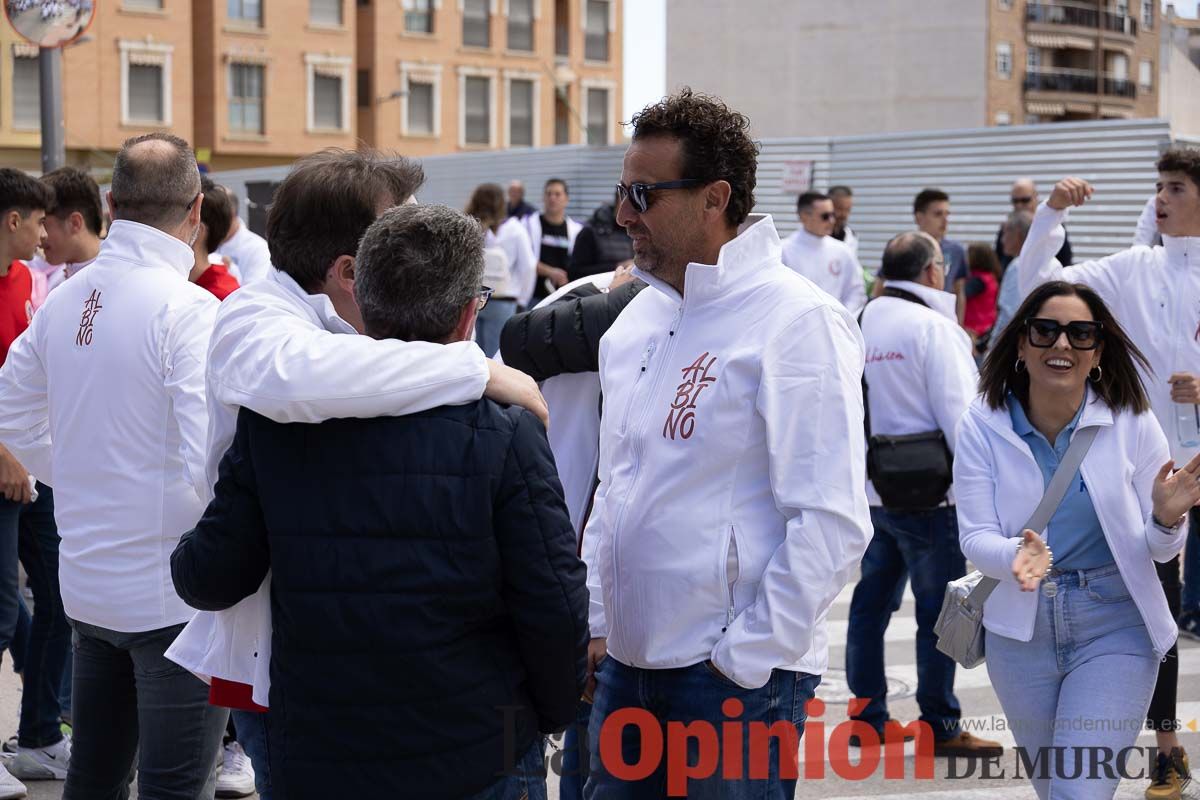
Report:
724,524,739,630
609,302,684,656
619,341,656,436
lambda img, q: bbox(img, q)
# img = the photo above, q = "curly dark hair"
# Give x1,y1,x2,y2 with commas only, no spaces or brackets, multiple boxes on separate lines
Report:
979,281,1150,414
41,167,103,236
1157,146,1200,193
629,88,759,228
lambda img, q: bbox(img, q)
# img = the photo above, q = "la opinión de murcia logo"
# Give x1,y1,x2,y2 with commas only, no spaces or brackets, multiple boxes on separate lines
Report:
76,289,102,346
663,352,718,441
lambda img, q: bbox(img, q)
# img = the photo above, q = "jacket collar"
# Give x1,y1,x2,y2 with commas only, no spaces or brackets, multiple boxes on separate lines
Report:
271,269,357,335
792,228,825,248
1162,234,1200,271
878,279,958,322
971,385,1114,455
99,220,194,278
634,214,782,305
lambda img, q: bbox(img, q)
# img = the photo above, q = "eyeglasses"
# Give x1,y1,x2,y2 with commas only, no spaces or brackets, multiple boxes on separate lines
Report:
615,179,704,214
1010,195,1034,205
1025,318,1104,350
185,192,201,211
818,212,836,221
477,286,494,311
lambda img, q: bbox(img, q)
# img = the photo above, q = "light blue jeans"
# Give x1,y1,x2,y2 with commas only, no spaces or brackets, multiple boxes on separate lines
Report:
986,563,1160,800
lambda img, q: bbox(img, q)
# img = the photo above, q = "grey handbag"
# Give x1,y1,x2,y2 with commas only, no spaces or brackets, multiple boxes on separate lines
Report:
933,425,1099,668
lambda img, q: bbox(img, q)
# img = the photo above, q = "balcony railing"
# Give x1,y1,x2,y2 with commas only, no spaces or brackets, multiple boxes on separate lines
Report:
1025,68,1138,98
1102,10,1137,35
1026,3,1137,35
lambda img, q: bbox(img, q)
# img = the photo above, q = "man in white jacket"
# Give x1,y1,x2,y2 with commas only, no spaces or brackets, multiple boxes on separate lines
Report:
215,188,273,286
846,231,1002,757
781,190,866,314
1016,146,1200,798
582,89,872,798
174,148,548,798
0,133,229,798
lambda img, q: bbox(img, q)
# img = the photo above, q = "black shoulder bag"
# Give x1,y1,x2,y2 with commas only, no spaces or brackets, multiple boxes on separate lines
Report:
860,288,954,511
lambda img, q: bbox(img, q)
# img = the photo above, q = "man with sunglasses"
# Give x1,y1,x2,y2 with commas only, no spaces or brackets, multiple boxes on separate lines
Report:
1017,146,1200,800
581,89,871,798
781,191,867,314
994,178,1072,269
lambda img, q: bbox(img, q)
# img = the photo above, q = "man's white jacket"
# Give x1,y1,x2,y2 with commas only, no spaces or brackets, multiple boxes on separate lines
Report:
0,220,218,633
1018,202,1200,462
780,228,867,314
954,390,1184,658
168,267,490,705
584,214,872,689
859,280,978,505
216,223,274,286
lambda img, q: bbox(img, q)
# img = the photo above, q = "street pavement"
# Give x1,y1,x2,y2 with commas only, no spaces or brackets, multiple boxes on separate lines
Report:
1,575,1196,799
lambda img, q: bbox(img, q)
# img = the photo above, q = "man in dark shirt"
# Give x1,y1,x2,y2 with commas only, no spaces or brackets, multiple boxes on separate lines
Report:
524,178,581,302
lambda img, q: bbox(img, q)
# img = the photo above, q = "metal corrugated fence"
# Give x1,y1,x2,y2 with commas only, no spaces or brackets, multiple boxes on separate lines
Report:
214,118,1178,269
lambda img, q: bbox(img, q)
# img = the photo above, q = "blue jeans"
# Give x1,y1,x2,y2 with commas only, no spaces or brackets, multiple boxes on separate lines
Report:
475,298,518,358
1182,507,1200,613
65,619,228,800
232,709,272,800
461,739,548,800
986,564,1160,800
846,506,963,740
559,700,592,800
0,484,71,748
584,659,820,799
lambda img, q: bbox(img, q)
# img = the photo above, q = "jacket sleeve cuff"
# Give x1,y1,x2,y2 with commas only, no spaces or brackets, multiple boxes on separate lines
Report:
967,535,1024,581
1145,514,1187,562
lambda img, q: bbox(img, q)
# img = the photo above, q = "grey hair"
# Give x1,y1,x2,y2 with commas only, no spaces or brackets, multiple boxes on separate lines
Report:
1005,209,1033,239
354,204,485,343
110,133,200,231
880,230,938,281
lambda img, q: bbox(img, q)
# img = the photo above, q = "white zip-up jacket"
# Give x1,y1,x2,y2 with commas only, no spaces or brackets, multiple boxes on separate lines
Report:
0,220,218,632
169,266,491,704
584,214,872,688
497,217,538,307
1018,202,1200,462
781,229,867,314
524,214,582,264
954,391,1185,658
859,280,978,505
216,223,274,286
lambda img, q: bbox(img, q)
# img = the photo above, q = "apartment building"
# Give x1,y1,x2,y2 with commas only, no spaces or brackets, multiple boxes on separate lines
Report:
356,0,623,157
665,0,1160,137
2,0,621,171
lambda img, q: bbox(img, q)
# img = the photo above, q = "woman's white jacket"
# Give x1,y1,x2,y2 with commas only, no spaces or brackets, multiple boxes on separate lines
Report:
954,391,1186,658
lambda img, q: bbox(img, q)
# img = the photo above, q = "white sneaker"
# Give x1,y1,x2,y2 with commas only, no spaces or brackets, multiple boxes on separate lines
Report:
0,763,26,799
216,741,255,798
8,735,70,780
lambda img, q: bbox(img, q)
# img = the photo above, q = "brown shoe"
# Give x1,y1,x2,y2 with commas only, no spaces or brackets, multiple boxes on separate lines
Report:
933,732,1004,758
1145,748,1191,800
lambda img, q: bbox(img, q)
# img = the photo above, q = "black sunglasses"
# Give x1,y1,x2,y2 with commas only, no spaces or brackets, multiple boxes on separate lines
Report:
477,286,493,310
615,179,704,214
1025,318,1104,350
1010,195,1035,204
817,212,836,221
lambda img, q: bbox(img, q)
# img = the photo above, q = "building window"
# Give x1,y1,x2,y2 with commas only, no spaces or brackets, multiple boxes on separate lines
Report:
585,85,608,144
997,0,1012,8
12,53,40,129
463,0,490,47
1114,0,1128,16
123,0,164,9
119,42,173,126
507,0,534,51
584,0,608,61
306,54,350,132
463,74,492,144
404,0,434,33
407,80,436,134
1026,46,1041,72
554,83,570,143
309,0,342,26
994,111,1012,126
554,0,568,56
1141,0,1153,28
995,42,1012,79
227,0,262,24
1139,58,1153,89
508,77,534,146
229,63,264,133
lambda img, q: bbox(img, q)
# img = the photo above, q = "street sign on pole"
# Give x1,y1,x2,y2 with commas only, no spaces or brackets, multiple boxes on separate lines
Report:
4,0,96,172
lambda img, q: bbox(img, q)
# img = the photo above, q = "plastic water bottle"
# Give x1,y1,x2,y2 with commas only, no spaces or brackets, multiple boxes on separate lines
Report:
1179,403,1200,448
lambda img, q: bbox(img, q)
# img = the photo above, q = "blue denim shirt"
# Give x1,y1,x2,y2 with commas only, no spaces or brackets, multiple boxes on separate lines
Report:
1009,393,1115,570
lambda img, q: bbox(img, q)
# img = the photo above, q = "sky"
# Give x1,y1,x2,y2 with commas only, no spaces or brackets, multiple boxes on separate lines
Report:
621,0,1196,131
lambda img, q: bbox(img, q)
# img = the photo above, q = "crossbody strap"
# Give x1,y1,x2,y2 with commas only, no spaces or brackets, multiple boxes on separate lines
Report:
972,423,1100,601
858,287,931,439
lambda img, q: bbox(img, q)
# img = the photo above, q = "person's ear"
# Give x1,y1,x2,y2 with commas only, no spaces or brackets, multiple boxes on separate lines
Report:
188,194,204,229
69,211,85,236
455,298,479,343
705,180,732,222
3,210,19,233
105,191,117,221
329,254,355,292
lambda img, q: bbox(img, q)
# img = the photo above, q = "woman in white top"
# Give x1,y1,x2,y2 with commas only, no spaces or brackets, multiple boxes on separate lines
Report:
465,184,516,357
954,280,1200,800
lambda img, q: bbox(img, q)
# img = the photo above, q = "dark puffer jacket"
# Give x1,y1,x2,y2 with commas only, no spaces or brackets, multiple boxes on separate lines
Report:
171,401,588,800
568,204,634,282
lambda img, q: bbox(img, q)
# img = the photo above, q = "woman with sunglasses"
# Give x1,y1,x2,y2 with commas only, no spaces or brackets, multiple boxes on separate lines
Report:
954,281,1200,800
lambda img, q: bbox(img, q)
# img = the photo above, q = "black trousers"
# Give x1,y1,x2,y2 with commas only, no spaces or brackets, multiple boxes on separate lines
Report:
1146,555,1181,732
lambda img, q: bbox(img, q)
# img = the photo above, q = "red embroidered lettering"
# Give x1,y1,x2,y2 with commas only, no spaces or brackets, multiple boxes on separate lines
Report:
76,289,102,346
865,347,905,364
663,352,718,440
